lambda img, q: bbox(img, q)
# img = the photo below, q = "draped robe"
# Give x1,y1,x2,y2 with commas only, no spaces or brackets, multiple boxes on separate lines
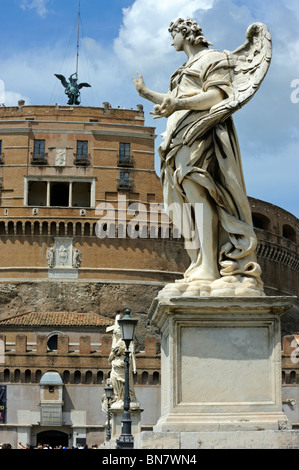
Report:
159,48,262,285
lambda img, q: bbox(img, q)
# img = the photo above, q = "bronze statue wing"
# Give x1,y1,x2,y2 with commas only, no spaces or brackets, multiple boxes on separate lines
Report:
54,74,68,88
183,23,272,145
78,82,91,89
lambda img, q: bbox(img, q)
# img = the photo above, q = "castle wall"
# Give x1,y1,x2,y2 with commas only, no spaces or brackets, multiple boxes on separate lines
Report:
0,333,161,447
0,105,298,447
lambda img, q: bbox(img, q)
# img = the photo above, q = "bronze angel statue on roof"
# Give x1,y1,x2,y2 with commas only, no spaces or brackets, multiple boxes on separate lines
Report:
54,72,91,105
133,19,272,298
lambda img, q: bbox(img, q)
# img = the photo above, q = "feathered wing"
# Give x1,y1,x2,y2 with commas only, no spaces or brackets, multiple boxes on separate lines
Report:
223,22,272,109
78,82,91,89
183,22,272,145
54,74,68,88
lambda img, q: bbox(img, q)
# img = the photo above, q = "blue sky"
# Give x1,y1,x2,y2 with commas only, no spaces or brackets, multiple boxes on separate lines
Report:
0,0,299,217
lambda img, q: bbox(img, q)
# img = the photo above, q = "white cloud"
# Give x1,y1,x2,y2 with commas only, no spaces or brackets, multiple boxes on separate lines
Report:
2,0,299,216
95,0,299,216
2,91,30,107
20,0,50,18
114,0,215,82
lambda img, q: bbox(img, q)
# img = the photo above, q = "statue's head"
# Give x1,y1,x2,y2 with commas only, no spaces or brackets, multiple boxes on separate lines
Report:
69,73,78,82
168,17,213,47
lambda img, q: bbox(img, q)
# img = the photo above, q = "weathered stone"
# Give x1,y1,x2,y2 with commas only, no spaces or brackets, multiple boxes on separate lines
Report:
148,295,294,434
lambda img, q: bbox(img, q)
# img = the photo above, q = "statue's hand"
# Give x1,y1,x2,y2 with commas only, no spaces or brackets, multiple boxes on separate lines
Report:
152,96,176,118
132,71,146,94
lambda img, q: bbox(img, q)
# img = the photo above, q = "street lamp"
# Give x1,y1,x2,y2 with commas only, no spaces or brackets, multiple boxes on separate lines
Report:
116,308,138,450
104,381,113,442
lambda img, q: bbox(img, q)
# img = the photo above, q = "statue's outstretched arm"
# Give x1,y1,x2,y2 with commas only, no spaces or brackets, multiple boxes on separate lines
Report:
153,86,225,118
132,71,167,105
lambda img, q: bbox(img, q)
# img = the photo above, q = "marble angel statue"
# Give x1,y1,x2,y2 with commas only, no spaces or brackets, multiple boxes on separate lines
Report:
133,18,272,297
102,315,139,411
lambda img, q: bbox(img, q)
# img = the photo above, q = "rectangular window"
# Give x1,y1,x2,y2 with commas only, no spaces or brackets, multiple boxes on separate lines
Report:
119,143,130,160
120,171,130,182
34,139,45,155
77,140,88,156
0,140,2,154
118,171,132,190
27,178,93,208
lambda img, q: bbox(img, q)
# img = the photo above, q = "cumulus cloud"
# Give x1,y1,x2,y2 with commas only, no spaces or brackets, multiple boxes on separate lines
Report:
20,0,51,18
114,0,214,88
3,91,31,107
114,0,299,215
3,0,299,216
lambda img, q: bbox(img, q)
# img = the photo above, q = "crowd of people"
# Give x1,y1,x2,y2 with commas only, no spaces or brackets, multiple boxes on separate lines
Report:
0,442,99,449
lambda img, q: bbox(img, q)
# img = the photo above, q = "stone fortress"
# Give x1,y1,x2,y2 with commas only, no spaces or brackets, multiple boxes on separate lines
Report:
0,102,298,447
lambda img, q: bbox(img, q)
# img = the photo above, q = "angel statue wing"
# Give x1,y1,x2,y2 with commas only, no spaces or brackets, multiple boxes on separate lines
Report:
54,74,69,89
223,22,272,109
78,82,91,89
184,22,272,145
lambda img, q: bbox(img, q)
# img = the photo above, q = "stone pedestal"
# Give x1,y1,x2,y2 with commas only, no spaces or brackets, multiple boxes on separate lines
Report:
110,407,143,438
135,295,297,449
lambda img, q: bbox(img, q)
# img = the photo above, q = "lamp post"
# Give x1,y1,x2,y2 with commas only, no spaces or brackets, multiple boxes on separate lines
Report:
116,308,138,450
104,381,113,442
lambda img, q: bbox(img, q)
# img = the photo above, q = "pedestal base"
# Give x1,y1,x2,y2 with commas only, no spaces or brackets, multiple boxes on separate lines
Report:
135,429,299,449
147,296,295,438
110,407,143,438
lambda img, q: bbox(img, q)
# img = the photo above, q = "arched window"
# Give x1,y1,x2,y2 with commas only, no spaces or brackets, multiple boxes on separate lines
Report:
59,222,65,236
85,370,93,384
67,223,73,236
252,213,271,231
63,370,70,384
47,335,58,351
290,370,296,384
50,222,57,236
282,371,285,384
34,221,40,235
97,371,104,384
25,221,31,235
74,370,81,384
35,370,42,383
16,221,23,235
3,369,10,382
283,224,296,243
47,332,63,352
153,371,160,385
8,221,14,235
84,223,90,236
142,371,149,385
14,369,21,383
0,222,6,235
75,222,82,236
25,369,31,383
